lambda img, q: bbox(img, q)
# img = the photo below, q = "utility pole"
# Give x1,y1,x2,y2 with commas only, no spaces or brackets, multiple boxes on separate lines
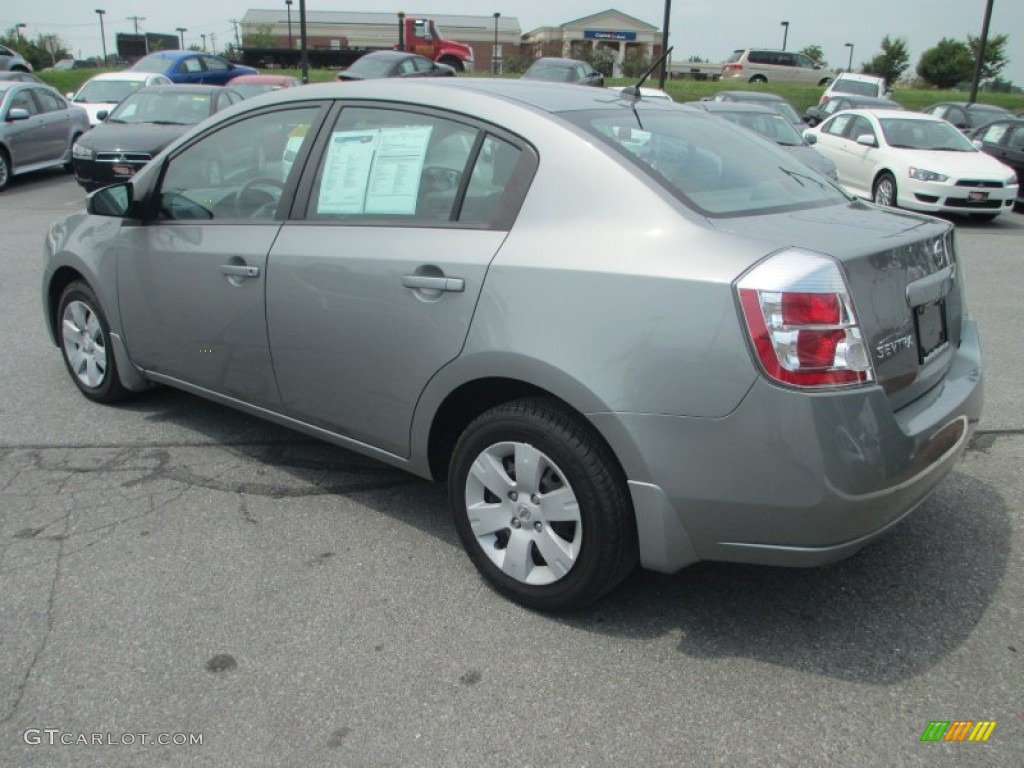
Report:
658,0,671,90
95,9,107,65
176,27,187,49
127,15,145,35
210,32,217,54
230,20,240,49
201,33,207,51
299,0,309,83
968,0,995,104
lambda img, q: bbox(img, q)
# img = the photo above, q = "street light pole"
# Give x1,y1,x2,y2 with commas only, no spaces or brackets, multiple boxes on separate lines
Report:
845,43,854,72
285,0,293,50
176,27,186,49
299,0,309,83
15,23,26,43
780,21,789,51
95,9,107,65
492,12,500,75
658,0,672,90
201,33,206,51
968,0,995,104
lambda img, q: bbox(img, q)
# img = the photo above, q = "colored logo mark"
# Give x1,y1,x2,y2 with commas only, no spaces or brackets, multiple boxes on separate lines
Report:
920,721,996,742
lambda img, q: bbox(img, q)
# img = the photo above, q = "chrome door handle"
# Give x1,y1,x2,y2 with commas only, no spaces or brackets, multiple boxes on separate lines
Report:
401,275,465,293
220,264,261,278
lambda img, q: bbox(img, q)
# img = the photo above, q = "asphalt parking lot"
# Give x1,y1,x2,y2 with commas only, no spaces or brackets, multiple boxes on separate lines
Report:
1,170,1022,767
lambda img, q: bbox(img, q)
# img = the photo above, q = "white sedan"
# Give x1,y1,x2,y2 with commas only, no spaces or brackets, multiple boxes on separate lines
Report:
67,71,173,126
805,109,1018,220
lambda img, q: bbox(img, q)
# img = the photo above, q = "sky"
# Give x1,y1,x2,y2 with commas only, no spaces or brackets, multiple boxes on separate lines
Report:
4,1,1023,85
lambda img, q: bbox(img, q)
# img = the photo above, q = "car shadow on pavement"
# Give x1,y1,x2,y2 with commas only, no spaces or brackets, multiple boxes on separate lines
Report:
117,387,1010,686
558,467,1010,685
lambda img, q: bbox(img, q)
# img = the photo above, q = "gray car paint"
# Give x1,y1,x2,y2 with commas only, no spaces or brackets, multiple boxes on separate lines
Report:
43,78,983,579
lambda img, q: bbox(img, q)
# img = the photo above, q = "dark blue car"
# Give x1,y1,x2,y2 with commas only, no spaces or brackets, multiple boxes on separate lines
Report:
129,51,257,85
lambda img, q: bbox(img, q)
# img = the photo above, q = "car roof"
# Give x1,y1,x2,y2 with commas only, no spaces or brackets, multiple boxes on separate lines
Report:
85,71,162,82
927,101,1009,111
228,74,298,84
356,50,418,61
530,57,586,68
843,109,940,121
840,96,902,106
713,90,785,102
264,77,672,115
832,72,885,83
133,84,227,95
688,102,777,115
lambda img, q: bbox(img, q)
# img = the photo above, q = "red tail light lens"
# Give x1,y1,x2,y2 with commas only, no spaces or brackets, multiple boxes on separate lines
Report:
737,250,874,388
724,64,743,73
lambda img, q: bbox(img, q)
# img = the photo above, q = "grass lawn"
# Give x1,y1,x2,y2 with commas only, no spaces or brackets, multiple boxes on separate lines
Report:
40,67,1024,116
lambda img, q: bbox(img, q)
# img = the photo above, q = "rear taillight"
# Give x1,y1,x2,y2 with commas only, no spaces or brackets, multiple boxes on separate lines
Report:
737,249,873,388
723,64,743,73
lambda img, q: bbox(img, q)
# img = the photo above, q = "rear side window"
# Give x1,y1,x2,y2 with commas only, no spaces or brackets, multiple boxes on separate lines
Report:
1008,126,1024,152
748,51,771,65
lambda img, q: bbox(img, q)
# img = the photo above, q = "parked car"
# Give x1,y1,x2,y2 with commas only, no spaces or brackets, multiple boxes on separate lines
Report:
922,101,1011,132
0,81,90,191
708,90,802,127
71,84,242,191
227,73,303,98
337,51,455,81
44,79,983,611
0,43,32,73
522,57,604,87
804,94,904,127
969,118,1024,208
720,48,830,86
607,85,673,102
0,70,46,85
67,71,174,126
805,109,1018,219
685,101,837,180
820,73,888,103
129,50,257,85
44,58,98,71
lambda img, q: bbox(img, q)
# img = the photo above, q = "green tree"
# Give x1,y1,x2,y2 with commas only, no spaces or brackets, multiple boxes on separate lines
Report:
799,45,826,68
862,35,910,85
621,48,651,78
916,38,973,89
242,25,276,49
966,33,1009,82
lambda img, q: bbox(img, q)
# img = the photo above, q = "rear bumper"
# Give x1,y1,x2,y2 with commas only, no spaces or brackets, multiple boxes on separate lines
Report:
591,318,983,573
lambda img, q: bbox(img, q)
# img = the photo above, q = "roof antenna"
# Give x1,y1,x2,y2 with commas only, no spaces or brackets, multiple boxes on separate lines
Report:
618,46,674,102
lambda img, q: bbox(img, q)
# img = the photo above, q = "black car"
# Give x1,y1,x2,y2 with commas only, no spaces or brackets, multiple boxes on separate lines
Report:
922,101,1010,131
521,57,604,87
804,95,904,127
708,90,802,126
970,118,1024,208
337,51,455,81
72,85,242,191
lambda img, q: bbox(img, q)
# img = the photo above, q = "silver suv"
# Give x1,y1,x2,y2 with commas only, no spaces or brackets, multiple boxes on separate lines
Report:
0,44,33,73
721,48,829,85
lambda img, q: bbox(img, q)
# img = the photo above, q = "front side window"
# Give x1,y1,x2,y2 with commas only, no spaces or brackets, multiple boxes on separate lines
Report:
157,107,320,221
9,89,39,115
308,107,477,222
178,58,203,74
847,116,876,144
35,89,65,113
203,56,230,72
823,114,853,136
568,109,847,217
978,122,1009,144
1007,126,1024,152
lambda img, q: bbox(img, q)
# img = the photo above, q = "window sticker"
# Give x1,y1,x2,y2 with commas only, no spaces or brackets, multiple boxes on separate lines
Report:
317,125,433,215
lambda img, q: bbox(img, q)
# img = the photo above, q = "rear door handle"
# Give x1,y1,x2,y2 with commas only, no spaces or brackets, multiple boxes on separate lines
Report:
401,274,464,293
220,264,261,278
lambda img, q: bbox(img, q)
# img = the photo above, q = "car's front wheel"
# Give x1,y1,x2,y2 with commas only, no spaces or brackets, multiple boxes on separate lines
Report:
57,281,130,403
749,75,767,84
873,172,897,208
0,149,11,192
449,398,637,611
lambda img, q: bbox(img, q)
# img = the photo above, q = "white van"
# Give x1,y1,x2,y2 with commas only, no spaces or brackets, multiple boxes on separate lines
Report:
720,48,830,86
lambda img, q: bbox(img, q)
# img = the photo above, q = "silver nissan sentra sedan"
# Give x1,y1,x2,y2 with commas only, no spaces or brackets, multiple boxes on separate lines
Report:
42,79,983,611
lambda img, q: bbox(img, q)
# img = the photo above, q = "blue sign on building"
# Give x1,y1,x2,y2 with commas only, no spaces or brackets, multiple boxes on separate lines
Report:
583,30,637,42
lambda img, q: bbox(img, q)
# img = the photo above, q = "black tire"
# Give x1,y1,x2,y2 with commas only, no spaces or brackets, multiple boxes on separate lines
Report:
0,148,10,192
449,398,637,611
749,75,767,84
439,57,464,73
873,171,897,208
57,281,130,404
818,77,832,87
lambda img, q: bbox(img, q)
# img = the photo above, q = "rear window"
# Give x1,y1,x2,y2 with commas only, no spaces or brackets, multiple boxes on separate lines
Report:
725,50,743,64
131,55,172,74
565,109,848,217
833,78,880,97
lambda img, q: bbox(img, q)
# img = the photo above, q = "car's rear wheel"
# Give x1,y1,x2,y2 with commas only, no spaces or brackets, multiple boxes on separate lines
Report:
873,172,897,208
0,149,11,192
449,398,637,611
749,75,767,84
818,77,832,87
57,281,129,403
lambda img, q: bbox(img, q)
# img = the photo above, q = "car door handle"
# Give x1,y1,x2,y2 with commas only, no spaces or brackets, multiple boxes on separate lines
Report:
401,274,464,292
220,264,261,278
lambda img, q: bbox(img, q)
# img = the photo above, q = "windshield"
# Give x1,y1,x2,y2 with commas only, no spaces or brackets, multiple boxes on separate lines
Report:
75,79,145,104
880,118,976,151
566,109,847,217
346,57,395,77
772,102,801,124
526,65,573,82
108,91,211,125
832,79,880,97
716,110,805,146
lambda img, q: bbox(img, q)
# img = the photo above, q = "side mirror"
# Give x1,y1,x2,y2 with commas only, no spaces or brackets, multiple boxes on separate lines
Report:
972,139,984,150
803,130,818,144
66,91,75,99
87,183,132,217
6,107,30,122
856,133,877,148
96,109,109,121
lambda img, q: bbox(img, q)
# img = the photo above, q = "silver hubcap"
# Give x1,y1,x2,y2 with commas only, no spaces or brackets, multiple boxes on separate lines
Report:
875,178,895,206
61,300,107,388
465,441,582,586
